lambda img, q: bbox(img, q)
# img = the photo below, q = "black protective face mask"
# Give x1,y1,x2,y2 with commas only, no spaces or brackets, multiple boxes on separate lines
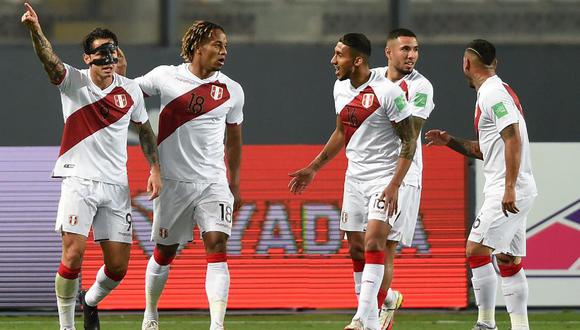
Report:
87,43,119,66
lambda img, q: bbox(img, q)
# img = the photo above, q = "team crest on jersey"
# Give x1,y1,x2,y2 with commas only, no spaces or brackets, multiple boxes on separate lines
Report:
113,94,128,108
210,85,224,101
361,93,375,109
69,215,78,226
159,228,168,239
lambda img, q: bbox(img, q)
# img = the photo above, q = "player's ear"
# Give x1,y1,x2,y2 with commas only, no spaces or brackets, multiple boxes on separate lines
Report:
83,53,91,66
463,55,470,72
385,46,391,60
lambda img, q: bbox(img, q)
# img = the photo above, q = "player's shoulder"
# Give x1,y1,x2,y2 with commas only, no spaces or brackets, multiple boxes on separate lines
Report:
408,69,433,87
115,74,144,97
479,75,509,99
217,71,244,94
370,70,400,97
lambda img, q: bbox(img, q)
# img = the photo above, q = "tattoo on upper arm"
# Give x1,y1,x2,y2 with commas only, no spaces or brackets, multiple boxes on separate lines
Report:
500,123,518,141
138,121,159,166
31,30,65,83
393,117,418,160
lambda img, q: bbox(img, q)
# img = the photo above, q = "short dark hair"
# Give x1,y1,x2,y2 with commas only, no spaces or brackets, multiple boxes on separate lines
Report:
387,28,417,41
339,33,371,58
466,39,496,66
82,28,118,54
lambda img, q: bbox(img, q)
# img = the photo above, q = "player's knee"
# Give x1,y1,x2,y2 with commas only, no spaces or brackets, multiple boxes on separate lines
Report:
465,241,490,257
104,264,127,281
348,243,364,260
62,248,84,269
203,232,228,254
365,238,385,252
153,245,178,266
496,253,518,266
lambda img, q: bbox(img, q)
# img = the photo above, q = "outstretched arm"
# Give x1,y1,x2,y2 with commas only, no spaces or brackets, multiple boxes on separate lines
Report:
380,116,420,216
288,115,345,194
226,124,243,212
135,120,161,200
21,3,65,84
425,129,483,160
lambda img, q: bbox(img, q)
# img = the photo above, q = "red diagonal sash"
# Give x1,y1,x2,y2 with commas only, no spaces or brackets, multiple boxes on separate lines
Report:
339,86,381,146
157,82,230,144
59,86,134,156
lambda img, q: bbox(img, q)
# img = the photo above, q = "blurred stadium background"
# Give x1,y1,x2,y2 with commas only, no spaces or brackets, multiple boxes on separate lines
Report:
0,0,579,329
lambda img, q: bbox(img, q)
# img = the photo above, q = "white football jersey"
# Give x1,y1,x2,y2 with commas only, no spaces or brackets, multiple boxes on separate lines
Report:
334,70,412,181
374,67,435,186
136,64,244,183
475,75,537,199
53,63,148,186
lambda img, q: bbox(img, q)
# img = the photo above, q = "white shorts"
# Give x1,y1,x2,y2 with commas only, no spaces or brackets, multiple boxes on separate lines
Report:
152,179,234,245
55,177,133,244
339,176,421,246
468,195,535,257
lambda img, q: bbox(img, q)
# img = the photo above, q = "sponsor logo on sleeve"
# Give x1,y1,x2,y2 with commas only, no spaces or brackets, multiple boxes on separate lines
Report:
394,95,407,111
492,102,509,118
413,93,428,108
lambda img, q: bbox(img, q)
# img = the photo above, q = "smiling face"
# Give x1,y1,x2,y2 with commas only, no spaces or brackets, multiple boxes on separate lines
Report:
83,38,117,80
196,28,228,72
330,42,357,81
386,36,418,76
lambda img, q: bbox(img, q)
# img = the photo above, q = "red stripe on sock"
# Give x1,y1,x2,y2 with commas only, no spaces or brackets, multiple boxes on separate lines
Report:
207,253,227,263
153,247,175,266
352,259,365,273
104,267,126,282
365,251,384,265
377,289,388,309
499,262,524,277
58,263,80,280
468,255,492,269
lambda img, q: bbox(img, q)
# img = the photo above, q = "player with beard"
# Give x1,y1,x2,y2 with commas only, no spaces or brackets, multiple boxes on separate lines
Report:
21,3,161,330
372,28,435,330
289,33,419,330
425,39,536,330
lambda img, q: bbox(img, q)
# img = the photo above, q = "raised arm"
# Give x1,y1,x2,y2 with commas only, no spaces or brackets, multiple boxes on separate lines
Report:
134,120,162,200
425,129,483,160
288,115,345,194
380,115,419,216
225,124,243,211
21,3,65,84
500,123,521,216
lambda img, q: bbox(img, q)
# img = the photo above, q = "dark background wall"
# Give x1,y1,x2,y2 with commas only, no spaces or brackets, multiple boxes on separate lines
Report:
1,43,578,145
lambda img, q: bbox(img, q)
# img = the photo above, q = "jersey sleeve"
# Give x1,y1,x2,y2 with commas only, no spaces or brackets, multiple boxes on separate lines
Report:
134,66,165,96
409,79,435,119
482,88,519,133
226,82,244,125
130,86,149,124
57,63,83,92
333,80,342,114
381,87,412,123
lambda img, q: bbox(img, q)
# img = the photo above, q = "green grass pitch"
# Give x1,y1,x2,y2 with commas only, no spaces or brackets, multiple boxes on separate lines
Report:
0,311,578,329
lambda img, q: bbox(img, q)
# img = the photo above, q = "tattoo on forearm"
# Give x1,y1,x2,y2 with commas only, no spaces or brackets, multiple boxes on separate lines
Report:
139,123,159,166
393,118,418,160
30,29,65,83
447,137,483,160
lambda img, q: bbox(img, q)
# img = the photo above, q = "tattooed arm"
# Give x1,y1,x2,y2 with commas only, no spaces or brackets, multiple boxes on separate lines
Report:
424,129,483,160
21,3,66,84
289,115,345,194
135,120,162,200
379,115,420,216
500,123,521,216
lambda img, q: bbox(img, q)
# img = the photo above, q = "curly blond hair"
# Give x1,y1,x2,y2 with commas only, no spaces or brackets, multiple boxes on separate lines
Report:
180,21,225,62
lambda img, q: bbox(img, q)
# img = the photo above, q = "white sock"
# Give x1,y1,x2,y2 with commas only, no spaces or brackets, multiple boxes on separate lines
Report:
354,271,362,301
366,302,380,329
144,256,170,321
206,262,230,330
85,265,122,307
353,263,384,325
501,269,529,330
471,263,497,327
55,273,79,330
